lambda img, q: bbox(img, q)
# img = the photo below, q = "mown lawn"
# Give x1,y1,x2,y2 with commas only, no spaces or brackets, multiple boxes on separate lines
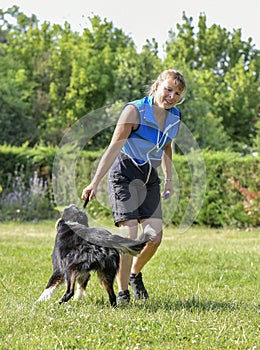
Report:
0,221,259,349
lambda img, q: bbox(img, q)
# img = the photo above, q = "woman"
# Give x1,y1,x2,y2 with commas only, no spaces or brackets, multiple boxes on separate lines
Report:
82,69,186,303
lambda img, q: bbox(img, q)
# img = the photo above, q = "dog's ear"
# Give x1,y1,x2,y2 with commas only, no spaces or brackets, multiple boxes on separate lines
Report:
55,218,65,231
55,218,61,230
61,207,71,221
79,211,89,227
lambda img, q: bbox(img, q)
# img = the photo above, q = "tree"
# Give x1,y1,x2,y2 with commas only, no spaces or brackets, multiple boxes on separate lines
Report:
0,7,39,144
59,16,134,119
0,7,258,151
0,6,57,144
164,12,259,151
175,67,232,151
113,39,162,102
214,59,260,148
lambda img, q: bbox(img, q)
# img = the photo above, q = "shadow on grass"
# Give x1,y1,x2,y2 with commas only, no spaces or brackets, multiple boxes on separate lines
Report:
135,297,242,312
42,294,246,312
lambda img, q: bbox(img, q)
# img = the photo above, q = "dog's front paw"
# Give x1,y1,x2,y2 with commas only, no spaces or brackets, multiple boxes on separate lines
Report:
36,287,55,302
74,287,86,300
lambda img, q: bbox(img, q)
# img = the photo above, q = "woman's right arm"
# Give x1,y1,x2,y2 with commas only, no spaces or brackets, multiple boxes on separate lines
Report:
81,104,139,200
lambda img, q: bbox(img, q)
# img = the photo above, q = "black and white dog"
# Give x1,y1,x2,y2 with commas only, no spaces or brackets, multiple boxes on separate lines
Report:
37,204,150,307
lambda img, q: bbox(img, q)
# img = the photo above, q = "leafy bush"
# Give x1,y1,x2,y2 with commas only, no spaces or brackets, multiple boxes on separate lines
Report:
178,152,260,227
0,169,58,221
0,145,259,227
0,144,58,221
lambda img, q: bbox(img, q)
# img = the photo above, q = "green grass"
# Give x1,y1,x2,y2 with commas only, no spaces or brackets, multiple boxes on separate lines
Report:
0,221,259,349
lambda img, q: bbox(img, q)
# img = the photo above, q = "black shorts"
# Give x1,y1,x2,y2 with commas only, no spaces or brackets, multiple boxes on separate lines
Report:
108,153,162,226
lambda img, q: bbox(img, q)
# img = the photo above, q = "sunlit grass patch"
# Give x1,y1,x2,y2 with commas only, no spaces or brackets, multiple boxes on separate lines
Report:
0,222,259,349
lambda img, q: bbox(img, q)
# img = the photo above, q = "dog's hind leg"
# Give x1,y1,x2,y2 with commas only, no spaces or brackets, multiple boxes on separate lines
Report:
74,271,91,300
97,270,117,307
37,271,63,302
59,271,77,304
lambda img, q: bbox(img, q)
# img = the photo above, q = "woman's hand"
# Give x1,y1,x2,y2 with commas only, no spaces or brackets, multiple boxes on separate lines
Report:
161,180,174,199
81,183,97,201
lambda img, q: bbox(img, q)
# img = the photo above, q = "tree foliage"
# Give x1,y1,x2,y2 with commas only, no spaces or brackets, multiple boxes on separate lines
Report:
0,7,259,152
165,12,259,151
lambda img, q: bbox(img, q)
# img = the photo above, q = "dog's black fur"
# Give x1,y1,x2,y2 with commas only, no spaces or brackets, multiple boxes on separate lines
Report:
37,204,150,307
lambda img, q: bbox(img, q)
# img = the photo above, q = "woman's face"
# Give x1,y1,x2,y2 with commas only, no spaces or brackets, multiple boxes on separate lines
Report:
153,77,183,109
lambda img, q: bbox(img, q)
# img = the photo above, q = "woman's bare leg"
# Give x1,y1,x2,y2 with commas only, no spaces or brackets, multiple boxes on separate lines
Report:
117,220,138,291
131,218,163,274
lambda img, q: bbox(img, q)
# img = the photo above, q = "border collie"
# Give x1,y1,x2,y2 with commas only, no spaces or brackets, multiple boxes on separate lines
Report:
37,204,150,307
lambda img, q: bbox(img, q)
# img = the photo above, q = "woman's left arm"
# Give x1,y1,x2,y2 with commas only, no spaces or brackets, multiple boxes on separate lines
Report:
161,141,174,199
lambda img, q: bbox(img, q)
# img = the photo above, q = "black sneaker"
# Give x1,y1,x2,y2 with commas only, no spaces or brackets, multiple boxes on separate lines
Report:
117,290,130,304
129,272,149,300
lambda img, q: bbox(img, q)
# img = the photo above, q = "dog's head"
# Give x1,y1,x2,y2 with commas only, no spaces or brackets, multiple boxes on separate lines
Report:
62,204,89,226
55,204,89,229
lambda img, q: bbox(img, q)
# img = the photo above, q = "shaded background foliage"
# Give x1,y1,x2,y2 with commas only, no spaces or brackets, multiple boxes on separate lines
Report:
0,145,259,227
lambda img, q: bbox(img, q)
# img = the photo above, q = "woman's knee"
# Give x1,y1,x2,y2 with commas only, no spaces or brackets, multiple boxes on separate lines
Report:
141,219,163,244
150,231,162,246
118,219,139,239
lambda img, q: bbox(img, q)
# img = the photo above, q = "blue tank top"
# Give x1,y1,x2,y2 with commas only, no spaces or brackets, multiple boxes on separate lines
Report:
121,96,181,167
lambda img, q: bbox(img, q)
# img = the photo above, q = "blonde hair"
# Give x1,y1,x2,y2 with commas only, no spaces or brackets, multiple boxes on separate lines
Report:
148,69,187,99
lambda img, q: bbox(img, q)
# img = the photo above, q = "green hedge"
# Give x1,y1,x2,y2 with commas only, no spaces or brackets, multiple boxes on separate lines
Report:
171,152,260,228
0,145,259,227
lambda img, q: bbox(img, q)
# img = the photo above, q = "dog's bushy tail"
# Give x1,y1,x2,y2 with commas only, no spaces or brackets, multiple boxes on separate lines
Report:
66,222,152,256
